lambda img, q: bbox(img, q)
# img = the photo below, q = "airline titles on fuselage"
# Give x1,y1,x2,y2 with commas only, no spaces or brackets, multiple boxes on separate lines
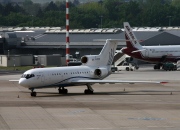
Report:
125,25,137,44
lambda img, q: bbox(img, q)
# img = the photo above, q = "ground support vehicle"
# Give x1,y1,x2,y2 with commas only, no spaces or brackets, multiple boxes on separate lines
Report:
116,62,139,71
162,62,177,71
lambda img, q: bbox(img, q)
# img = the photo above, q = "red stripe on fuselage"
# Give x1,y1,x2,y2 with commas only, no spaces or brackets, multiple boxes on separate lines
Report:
122,47,141,59
122,47,178,63
124,32,178,63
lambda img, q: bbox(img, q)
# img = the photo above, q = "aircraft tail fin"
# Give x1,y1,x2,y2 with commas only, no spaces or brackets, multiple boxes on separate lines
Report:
124,22,143,49
81,39,118,67
99,39,118,66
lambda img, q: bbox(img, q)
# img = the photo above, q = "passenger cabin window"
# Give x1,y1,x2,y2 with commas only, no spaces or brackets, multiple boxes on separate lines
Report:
21,74,35,79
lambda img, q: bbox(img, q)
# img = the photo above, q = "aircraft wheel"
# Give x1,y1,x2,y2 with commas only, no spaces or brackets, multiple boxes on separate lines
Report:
84,89,93,94
154,64,161,70
154,65,157,70
59,88,68,94
63,89,68,94
90,91,93,94
157,65,160,69
84,89,88,94
126,67,129,71
59,89,63,94
31,92,36,97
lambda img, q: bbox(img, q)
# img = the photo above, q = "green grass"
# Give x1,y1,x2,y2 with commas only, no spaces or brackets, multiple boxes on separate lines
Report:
0,66,34,71
0,66,58,71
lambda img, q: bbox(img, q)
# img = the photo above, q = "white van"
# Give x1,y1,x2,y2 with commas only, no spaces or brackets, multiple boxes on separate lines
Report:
117,62,139,71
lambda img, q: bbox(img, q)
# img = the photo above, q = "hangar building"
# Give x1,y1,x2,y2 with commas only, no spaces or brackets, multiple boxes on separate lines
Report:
1,26,180,66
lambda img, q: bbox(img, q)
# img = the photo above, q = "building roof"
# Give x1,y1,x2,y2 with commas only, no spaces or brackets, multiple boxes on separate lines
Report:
13,28,180,49
15,30,161,43
141,32,180,46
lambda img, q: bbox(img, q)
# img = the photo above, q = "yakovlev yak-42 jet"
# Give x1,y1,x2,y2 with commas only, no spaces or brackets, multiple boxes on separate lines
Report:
10,39,166,97
122,22,180,70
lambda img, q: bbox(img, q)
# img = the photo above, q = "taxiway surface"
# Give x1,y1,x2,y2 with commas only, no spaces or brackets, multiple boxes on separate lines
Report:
0,67,180,130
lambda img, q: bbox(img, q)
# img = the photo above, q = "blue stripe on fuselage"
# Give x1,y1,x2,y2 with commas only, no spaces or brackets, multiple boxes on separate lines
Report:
29,76,99,90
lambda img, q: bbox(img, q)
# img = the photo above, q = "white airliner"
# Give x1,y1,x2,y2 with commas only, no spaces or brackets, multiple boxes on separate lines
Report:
121,22,180,69
10,39,165,97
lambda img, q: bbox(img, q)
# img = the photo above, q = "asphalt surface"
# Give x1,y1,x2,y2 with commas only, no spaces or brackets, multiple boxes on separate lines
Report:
0,66,180,130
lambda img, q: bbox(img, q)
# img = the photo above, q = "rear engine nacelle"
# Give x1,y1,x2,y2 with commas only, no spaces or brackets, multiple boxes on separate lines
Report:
81,55,100,66
81,56,89,64
94,68,108,78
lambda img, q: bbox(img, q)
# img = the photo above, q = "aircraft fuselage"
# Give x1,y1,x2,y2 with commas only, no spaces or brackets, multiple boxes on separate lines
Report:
19,66,107,89
122,45,180,63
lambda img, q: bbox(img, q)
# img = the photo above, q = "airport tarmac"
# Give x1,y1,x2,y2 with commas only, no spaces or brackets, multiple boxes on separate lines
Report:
0,67,180,130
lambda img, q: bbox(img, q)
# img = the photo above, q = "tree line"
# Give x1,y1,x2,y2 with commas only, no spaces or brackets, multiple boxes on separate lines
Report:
0,0,180,28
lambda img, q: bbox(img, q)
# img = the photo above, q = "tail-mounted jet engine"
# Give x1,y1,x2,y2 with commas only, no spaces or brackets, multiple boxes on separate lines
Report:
94,68,108,78
81,55,100,66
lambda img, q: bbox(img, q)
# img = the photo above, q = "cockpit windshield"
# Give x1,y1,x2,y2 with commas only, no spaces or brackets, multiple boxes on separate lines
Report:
21,74,35,79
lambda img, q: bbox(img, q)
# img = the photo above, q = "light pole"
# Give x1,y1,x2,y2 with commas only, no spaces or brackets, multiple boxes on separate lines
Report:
8,50,10,60
13,58,15,71
100,15,103,29
167,16,172,26
31,15,34,27
99,0,103,29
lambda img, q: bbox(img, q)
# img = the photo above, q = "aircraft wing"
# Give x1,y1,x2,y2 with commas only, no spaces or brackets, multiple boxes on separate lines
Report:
94,39,143,42
132,49,146,53
9,80,19,82
70,79,167,84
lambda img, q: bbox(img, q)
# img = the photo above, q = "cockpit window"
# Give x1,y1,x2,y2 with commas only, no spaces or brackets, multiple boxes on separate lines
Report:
21,74,35,79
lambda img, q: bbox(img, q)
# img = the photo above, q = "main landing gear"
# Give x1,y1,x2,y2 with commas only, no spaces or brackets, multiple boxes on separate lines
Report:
30,89,37,97
154,63,161,70
84,84,94,94
30,85,94,96
58,87,68,94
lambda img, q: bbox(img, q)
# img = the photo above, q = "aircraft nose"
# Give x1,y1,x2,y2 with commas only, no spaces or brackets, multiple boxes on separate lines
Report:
19,78,28,87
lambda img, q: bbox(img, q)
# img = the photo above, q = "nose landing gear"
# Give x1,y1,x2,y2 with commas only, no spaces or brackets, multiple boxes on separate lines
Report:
30,89,37,97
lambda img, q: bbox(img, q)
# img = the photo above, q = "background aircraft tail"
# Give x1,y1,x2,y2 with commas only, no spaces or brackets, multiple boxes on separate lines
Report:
81,39,118,67
124,22,143,49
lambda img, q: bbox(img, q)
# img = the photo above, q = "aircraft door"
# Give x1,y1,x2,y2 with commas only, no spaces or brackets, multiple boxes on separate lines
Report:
39,72,45,84
145,49,149,57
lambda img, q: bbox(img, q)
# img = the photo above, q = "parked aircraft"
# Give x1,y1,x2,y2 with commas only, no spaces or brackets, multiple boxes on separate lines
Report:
10,39,165,97
121,22,180,69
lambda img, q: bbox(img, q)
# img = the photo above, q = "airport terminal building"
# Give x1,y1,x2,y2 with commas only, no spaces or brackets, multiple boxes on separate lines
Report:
1,26,180,66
